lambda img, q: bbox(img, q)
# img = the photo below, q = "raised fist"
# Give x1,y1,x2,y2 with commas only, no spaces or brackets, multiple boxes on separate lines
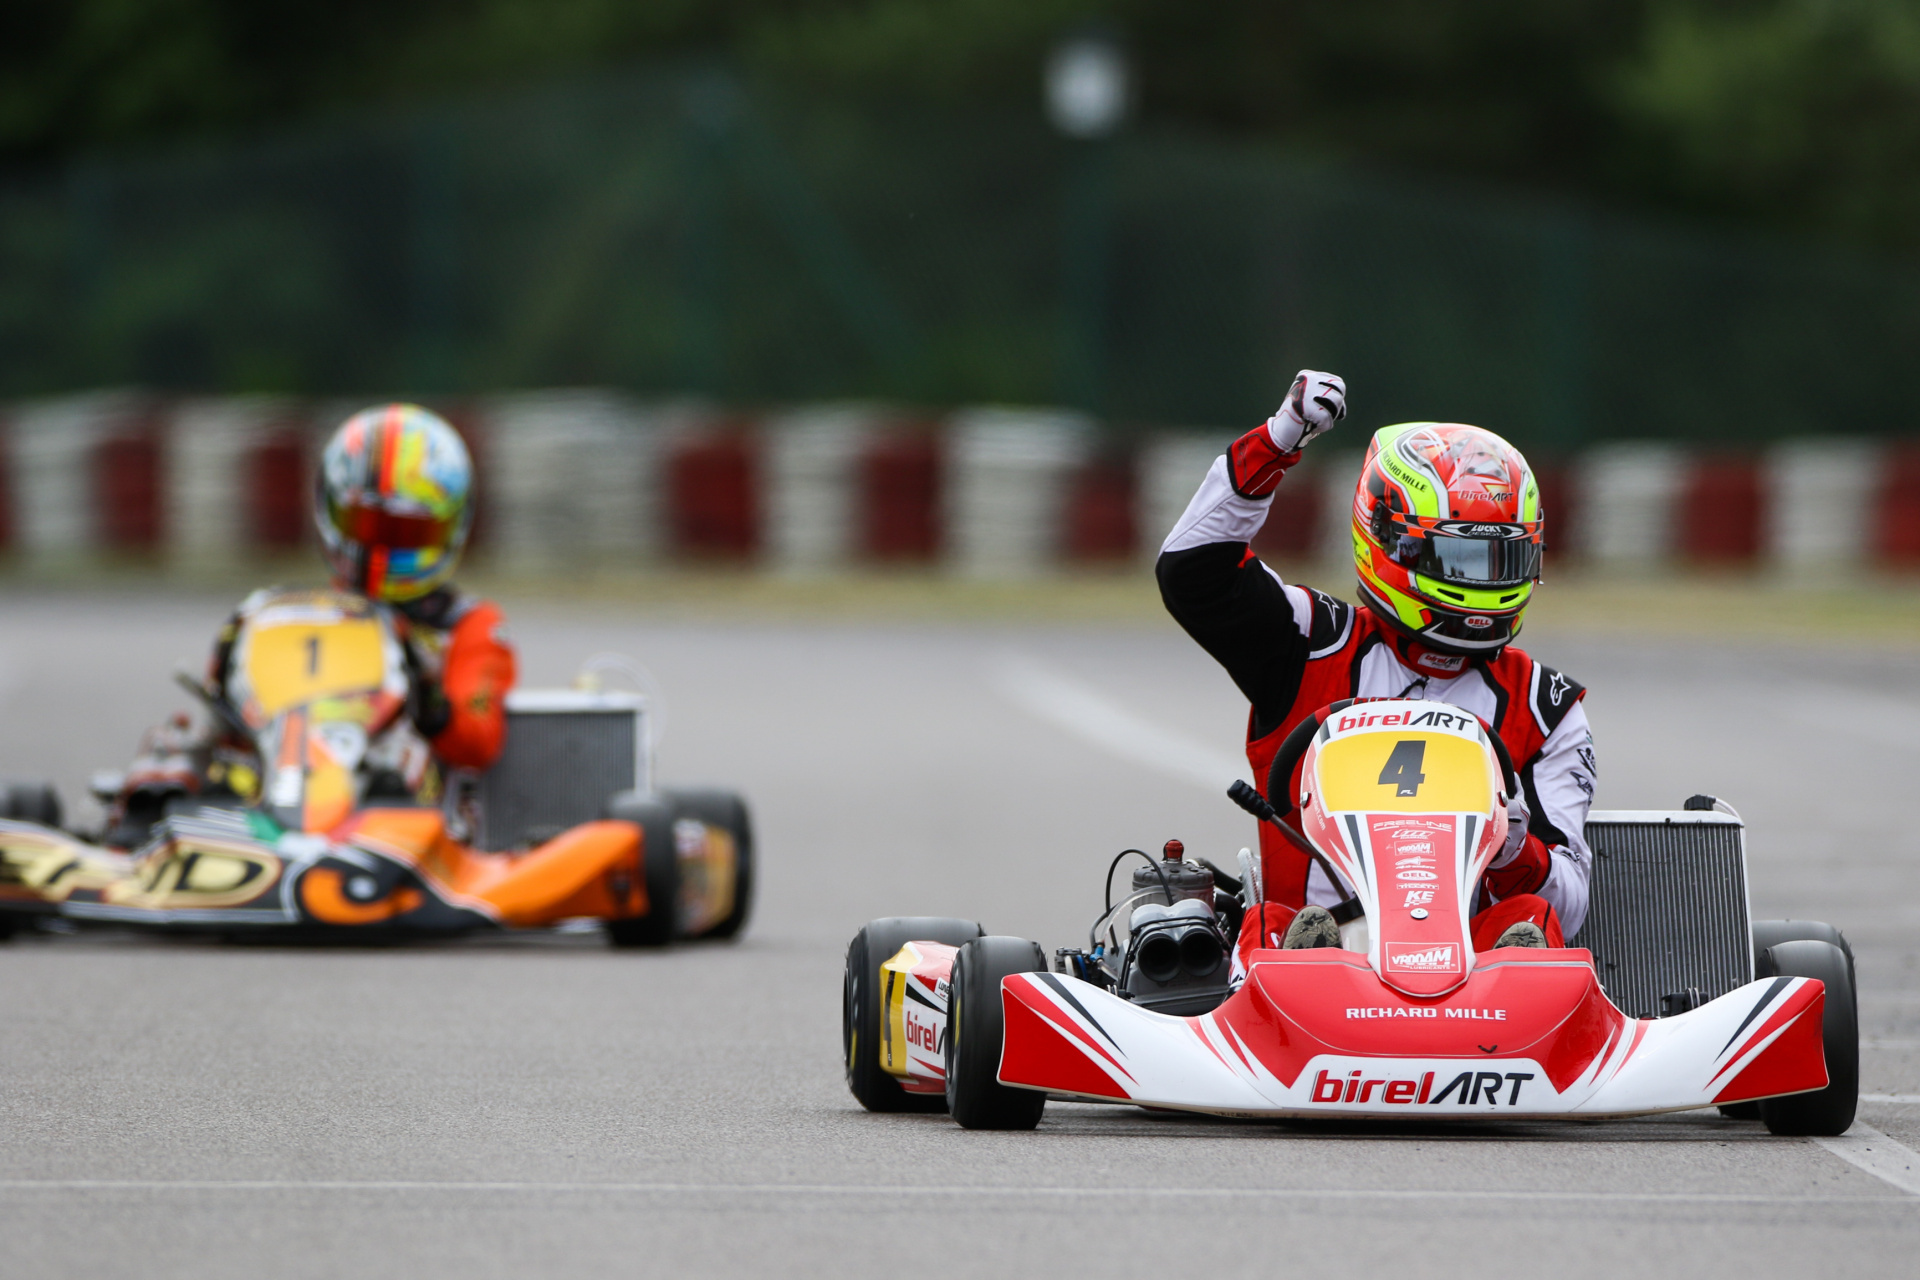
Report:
1267,370,1347,452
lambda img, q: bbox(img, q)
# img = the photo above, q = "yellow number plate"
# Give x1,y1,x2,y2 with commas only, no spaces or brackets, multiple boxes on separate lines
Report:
244,620,386,717
1315,731,1493,813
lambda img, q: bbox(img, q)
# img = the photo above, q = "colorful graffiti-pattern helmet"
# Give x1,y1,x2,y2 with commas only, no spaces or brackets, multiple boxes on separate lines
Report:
314,404,474,603
1352,422,1543,655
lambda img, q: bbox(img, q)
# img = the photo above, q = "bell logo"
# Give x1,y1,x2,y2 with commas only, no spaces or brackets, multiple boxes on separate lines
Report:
1386,942,1459,973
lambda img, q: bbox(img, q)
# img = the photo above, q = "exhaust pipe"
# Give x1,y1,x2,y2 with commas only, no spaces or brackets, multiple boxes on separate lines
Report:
1178,925,1224,978
1133,922,1226,985
1135,930,1182,984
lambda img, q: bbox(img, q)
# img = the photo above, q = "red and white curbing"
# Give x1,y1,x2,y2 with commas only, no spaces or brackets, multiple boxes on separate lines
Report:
1768,439,1879,568
946,408,1094,577
168,396,315,569
0,390,1904,575
9,391,161,559
764,404,883,572
485,390,667,574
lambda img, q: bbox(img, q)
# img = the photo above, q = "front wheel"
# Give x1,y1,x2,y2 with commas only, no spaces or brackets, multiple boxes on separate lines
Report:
1,780,61,828
1759,939,1858,1137
945,936,1049,1131
844,917,985,1113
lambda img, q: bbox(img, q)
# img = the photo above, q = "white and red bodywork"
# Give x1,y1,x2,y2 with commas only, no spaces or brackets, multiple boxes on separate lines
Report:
880,940,958,1095
954,700,1827,1119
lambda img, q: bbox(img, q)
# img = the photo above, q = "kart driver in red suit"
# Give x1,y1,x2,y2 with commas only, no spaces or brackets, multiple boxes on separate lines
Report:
1155,373,1596,974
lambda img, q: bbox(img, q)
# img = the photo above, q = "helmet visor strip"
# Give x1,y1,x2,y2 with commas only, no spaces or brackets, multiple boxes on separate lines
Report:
1386,520,1542,587
327,497,455,550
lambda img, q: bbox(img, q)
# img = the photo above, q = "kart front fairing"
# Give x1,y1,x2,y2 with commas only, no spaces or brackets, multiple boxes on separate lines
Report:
896,699,1829,1119
995,946,1825,1118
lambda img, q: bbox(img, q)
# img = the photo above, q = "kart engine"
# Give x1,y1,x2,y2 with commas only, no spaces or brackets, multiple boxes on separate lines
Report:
1060,840,1237,1017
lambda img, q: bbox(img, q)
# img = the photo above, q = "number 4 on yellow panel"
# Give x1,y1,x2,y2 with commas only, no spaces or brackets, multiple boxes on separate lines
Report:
1316,733,1494,814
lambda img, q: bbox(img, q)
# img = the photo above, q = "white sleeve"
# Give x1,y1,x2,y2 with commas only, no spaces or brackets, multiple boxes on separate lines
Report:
1158,454,1314,633
1161,455,1272,553
1529,701,1597,938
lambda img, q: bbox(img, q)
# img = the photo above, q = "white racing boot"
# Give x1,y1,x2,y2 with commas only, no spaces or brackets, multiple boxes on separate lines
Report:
1493,921,1547,949
1282,905,1340,949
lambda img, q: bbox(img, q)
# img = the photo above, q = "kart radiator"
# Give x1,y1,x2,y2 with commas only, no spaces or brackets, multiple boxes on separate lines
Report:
469,690,650,851
1570,809,1752,1019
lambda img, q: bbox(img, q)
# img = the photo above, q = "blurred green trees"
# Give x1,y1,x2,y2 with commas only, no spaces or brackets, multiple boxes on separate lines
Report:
7,1,1920,251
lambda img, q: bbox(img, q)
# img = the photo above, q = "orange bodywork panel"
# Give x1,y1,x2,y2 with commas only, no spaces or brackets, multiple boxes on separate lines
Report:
301,867,424,924
334,809,648,928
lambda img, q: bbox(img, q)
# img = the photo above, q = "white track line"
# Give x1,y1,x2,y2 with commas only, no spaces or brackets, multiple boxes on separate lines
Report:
1815,1123,1920,1197
989,655,1246,792
1860,1093,1920,1104
0,1180,1906,1207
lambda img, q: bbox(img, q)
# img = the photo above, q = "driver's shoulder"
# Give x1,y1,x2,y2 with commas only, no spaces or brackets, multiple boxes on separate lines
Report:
397,584,499,632
1292,584,1356,655
1485,645,1585,737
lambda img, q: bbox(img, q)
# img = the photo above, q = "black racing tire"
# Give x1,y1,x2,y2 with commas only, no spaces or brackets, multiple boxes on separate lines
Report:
0,780,62,828
664,788,754,941
1723,922,1859,1120
945,936,1049,1131
1753,920,1856,1014
1759,939,1859,1137
603,792,680,948
844,917,984,1113
0,914,20,942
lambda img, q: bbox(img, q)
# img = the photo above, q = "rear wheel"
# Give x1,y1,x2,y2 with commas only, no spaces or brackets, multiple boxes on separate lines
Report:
1724,921,1860,1120
603,793,679,948
0,780,61,828
1753,920,1856,1014
844,917,984,1112
1759,939,1858,1137
945,936,1049,1131
665,788,754,941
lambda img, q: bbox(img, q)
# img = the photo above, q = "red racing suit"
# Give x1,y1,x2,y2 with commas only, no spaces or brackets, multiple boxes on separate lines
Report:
1155,444,1596,953
391,586,517,772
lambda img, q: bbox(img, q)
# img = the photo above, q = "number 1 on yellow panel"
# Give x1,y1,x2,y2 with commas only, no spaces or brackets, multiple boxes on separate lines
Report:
245,620,385,716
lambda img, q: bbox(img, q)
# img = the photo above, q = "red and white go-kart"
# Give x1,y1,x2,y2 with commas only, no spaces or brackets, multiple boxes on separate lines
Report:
844,697,1857,1135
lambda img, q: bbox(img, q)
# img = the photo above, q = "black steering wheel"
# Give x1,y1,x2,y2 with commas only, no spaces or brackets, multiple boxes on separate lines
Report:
1264,697,1520,821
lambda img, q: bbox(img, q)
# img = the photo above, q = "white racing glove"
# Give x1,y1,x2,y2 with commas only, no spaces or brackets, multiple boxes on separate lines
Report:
1494,789,1531,868
1266,370,1347,452
1485,787,1556,900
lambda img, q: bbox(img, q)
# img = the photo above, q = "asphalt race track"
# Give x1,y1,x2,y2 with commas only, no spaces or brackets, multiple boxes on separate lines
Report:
3,586,1918,1278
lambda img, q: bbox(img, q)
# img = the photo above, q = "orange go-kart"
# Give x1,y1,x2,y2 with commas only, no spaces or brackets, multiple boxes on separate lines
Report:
0,588,751,947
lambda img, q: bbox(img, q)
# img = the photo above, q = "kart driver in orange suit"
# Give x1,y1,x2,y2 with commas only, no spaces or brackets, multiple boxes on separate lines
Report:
1155,373,1596,975
209,403,515,775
